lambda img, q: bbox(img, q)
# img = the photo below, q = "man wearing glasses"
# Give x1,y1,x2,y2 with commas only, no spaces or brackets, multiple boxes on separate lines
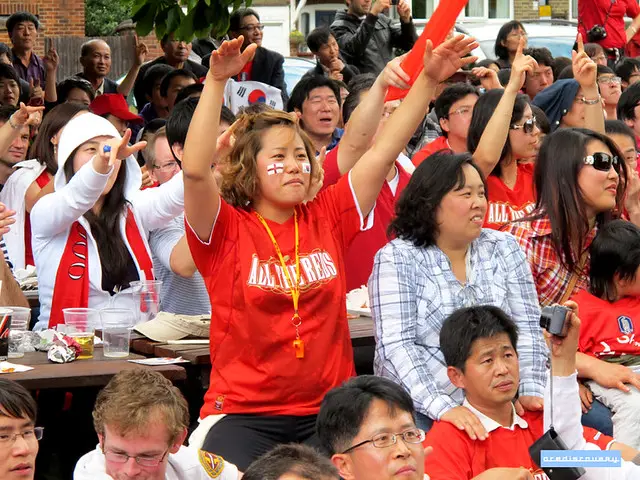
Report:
74,369,239,479
215,8,288,103
0,379,41,480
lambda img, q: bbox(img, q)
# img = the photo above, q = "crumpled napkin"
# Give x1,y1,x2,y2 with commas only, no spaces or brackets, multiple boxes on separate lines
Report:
15,265,37,290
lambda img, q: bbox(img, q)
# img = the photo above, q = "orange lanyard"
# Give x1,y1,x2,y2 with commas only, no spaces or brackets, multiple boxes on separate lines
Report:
254,210,305,359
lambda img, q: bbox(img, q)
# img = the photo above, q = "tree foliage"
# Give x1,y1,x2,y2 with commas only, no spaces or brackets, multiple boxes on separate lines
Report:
130,0,251,43
85,0,134,36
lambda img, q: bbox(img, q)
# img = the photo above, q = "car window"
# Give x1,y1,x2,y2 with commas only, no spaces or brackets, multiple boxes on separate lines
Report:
479,37,575,63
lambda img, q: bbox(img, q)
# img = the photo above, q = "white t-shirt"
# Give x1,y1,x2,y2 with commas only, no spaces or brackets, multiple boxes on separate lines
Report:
74,445,239,480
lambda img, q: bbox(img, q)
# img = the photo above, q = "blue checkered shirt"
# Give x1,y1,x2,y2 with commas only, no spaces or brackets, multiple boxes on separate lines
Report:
369,228,547,420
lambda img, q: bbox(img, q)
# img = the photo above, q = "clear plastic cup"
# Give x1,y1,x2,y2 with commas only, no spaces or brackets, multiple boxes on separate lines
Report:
6,306,30,359
130,280,162,325
62,308,98,359
100,309,134,358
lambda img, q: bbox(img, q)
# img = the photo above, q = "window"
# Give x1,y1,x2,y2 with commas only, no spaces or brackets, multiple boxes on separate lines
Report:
413,0,510,20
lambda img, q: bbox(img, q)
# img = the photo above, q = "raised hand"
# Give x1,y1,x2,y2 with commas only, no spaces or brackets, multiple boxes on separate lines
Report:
0,203,16,238
471,66,501,90
397,0,412,22
115,129,146,161
29,79,44,100
371,0,391,16
11,102,44,127
208,37,257,82
381,53,411,90
572,34,597,90
133,36,148,67
506,37,537,94
43,47,59,73
422,35,479,85
305,147,325,203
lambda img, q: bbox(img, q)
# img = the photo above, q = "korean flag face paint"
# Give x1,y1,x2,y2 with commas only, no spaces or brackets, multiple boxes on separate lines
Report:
266,162,285,175
302,162,311,174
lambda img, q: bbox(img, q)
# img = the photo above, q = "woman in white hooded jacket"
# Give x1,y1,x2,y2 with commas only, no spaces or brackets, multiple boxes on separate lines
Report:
30,113,184,330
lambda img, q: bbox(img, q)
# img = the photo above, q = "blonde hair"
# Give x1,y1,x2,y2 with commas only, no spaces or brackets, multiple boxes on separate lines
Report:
92,369,189,445
143,126,168,171
220,110,321,208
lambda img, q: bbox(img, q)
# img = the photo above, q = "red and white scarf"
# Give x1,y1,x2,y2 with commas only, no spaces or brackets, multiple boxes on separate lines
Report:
48,208,154,328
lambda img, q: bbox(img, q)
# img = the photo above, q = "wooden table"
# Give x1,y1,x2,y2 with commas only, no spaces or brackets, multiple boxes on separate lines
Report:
5,347,186,390
130,316,375,365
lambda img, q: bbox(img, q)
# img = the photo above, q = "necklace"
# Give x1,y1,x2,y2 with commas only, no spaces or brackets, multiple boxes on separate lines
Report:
254,210,304,359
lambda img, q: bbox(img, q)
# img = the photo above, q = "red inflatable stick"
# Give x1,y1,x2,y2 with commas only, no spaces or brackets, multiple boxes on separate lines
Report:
385,0,469,101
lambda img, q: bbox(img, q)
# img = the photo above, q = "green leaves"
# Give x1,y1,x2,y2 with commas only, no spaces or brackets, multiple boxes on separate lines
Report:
130,0,244,42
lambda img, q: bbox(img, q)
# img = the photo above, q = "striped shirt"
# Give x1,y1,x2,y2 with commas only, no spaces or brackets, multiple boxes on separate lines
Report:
370,228,546,420
148,214,211,315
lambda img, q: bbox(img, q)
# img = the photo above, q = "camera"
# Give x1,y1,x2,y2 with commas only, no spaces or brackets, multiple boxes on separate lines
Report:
540,305,570,337
391,0,399,5
587,24,607,42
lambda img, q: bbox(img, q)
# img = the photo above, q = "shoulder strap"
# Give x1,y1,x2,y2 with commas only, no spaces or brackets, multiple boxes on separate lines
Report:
603,0,616,25
559,251,588,305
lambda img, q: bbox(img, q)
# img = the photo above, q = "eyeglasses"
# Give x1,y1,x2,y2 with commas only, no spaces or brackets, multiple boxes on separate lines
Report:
239,24,264,32
593,54,607,62
598,76,622,85
341,428,425,454
448,106,473,118
0,427,44,445
507,31,527,39
153,161,179,172
510,116,538,135
102,447,169,467
583,152,620,172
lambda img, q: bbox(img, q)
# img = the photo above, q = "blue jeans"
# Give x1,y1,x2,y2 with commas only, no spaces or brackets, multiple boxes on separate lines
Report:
581,399,613,436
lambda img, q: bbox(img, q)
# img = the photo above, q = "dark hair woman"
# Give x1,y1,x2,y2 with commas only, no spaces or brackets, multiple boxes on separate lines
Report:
370,151,544,437
494,20,527,69
30,114,184,330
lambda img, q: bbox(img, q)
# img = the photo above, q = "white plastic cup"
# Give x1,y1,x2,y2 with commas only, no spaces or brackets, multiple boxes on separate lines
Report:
62,308,98,359
6,306,29,359
129,280,162,325
100,309,134,358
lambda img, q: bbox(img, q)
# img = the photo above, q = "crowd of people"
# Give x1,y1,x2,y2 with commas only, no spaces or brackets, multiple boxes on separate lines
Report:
4,0,640,478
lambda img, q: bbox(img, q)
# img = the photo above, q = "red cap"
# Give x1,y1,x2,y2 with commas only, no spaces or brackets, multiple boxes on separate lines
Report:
90,94,143,124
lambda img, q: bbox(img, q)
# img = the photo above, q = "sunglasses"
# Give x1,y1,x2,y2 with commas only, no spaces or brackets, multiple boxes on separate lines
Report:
510,116,538,135
583,152,620,172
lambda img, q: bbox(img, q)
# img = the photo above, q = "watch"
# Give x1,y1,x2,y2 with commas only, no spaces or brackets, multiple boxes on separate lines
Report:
579,95,601,105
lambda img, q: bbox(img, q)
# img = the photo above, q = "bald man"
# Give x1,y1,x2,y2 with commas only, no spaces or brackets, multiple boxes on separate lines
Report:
77,38,147,98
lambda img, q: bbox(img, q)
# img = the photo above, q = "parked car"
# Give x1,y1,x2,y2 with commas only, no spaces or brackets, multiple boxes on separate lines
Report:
455,20,578,61
283,56,316,96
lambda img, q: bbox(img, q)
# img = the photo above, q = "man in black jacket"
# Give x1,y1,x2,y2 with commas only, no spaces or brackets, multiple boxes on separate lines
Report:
331,0,417,75
305,26,359,85
206,8,287,101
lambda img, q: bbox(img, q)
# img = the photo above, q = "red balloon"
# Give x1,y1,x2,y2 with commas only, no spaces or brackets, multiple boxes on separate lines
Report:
385,0,469,101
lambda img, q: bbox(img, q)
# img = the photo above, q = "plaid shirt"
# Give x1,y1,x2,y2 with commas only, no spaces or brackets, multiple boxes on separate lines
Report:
370,229,546,421
504,216,596,307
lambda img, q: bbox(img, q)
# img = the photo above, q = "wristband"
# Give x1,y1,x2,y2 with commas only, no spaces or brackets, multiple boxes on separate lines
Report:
579,95,601,105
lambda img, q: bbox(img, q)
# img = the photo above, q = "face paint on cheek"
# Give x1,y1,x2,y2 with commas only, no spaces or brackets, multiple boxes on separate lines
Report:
302,162,311,174
266,162,285,175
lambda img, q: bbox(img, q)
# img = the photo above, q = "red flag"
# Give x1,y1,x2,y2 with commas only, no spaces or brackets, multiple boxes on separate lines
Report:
385,0,469,101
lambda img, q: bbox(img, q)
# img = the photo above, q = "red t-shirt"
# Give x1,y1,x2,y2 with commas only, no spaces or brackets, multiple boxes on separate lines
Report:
411,136,451,167
573,289,640,359
424,410,613,480
321,146,410,291
484,162,536,230
235,60,253,82
24,170,51,267
186,174,364,418
578,0,640,50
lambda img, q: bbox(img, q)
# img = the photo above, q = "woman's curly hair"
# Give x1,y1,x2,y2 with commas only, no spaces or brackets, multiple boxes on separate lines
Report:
390,151,486,248
219,110,321,209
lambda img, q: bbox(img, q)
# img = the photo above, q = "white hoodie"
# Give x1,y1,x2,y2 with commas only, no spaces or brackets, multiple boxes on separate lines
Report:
30,114,184,330
0,159,47,270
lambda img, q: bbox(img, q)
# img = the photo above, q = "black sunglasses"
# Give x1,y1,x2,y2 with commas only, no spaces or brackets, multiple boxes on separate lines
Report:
510,116,538,135
583,152,620,172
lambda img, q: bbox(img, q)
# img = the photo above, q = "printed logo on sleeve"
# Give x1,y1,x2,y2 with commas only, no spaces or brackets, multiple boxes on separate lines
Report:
198,450,224,478
617,315,634,334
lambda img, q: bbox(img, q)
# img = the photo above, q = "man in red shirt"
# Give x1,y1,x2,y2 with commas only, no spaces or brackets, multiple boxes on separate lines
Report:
411,83,477,167
424,305,636,479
